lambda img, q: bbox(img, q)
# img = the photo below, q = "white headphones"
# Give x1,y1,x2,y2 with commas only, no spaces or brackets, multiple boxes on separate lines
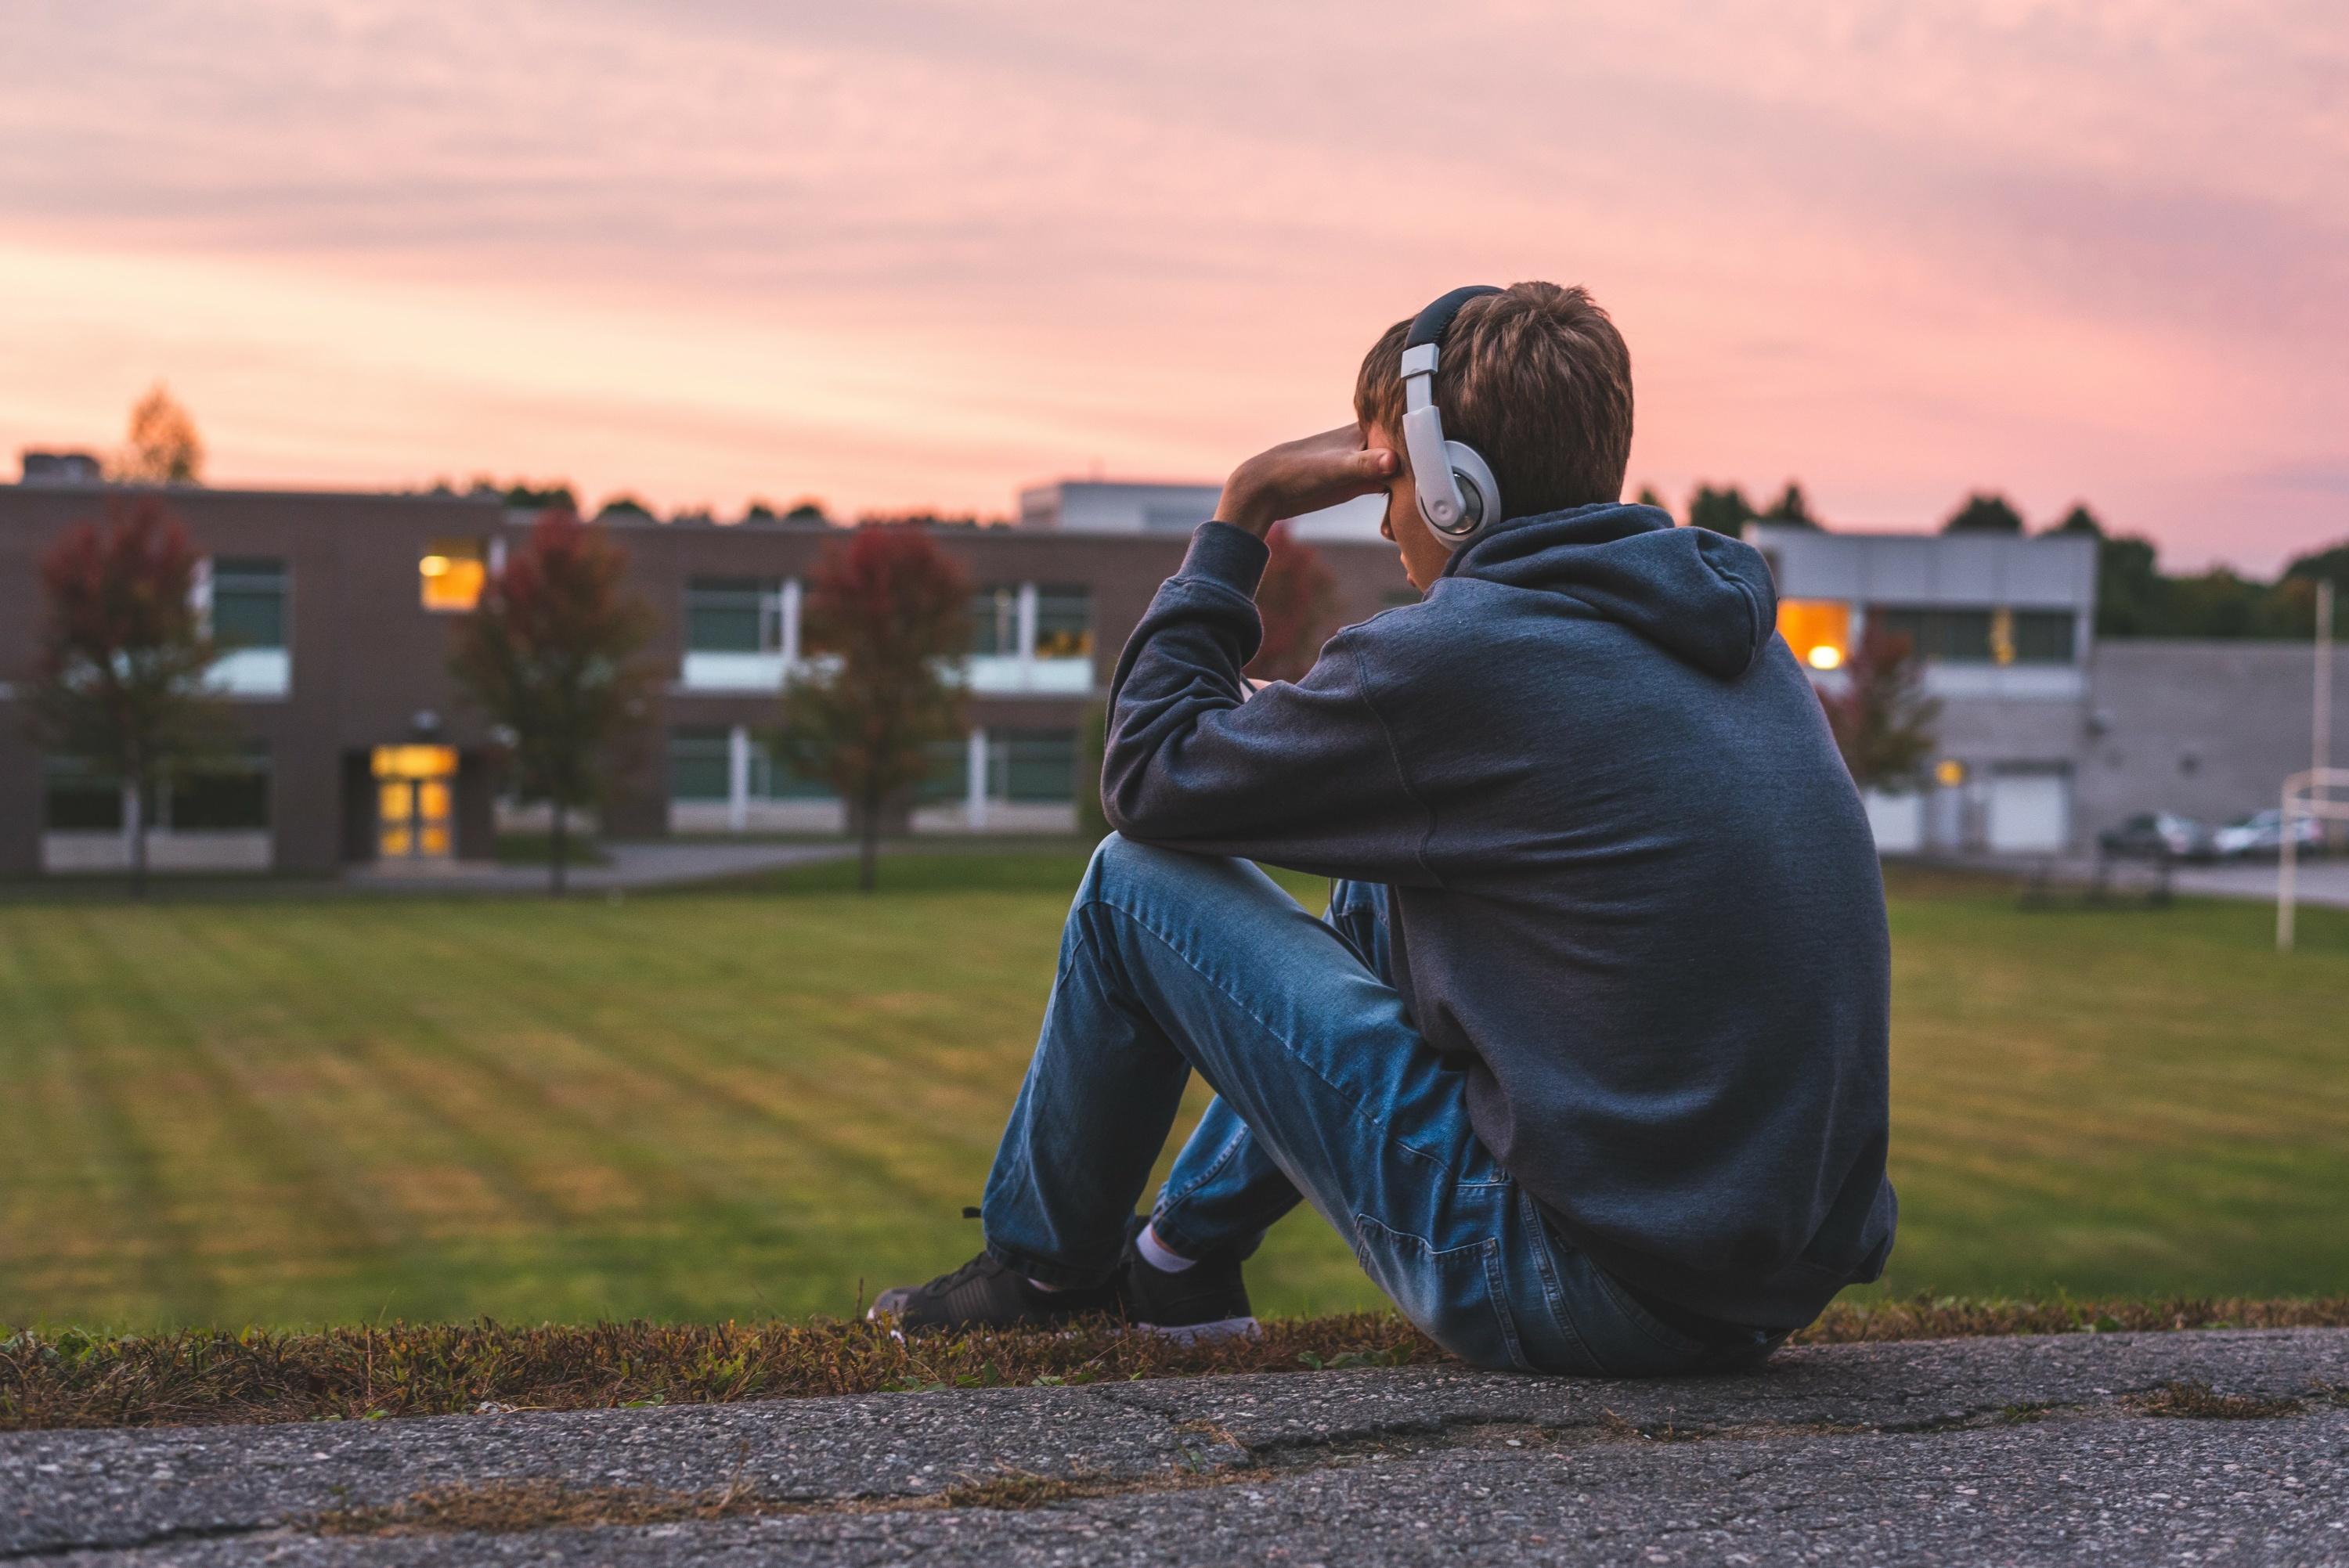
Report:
1400,285,1505,550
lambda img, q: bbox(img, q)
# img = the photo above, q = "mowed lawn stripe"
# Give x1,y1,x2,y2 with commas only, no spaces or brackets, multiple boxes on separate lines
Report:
0,914,211,1325
1879,881,2349,1299
244,903,832,1321
1,856,2342,1328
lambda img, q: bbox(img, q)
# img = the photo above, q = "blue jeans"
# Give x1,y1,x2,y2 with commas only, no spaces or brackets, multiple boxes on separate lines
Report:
981,835,1782,1375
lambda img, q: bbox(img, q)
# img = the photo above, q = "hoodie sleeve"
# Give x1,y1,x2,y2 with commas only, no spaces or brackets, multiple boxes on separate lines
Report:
1099,522,1442,885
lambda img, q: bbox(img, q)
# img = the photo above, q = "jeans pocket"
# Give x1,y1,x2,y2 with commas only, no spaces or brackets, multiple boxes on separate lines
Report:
1351,1213,1527,1372
1576,1261,1717,1379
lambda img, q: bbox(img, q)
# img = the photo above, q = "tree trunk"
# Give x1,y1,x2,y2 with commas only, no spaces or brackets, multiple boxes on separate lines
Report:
857,784,880,893
550,802,568,898
125,774,148,899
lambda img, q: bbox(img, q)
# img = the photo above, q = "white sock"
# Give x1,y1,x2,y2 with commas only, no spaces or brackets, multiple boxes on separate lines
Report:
1136,1221,1197,1274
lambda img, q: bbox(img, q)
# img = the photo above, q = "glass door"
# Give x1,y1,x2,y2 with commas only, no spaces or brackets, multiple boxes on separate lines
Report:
371,746,457,860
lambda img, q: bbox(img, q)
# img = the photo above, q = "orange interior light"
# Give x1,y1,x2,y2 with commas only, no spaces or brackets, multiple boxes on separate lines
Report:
1777,600,1850,674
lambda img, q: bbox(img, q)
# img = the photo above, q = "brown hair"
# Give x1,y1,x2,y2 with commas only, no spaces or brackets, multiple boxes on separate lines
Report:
1353,281,1633,518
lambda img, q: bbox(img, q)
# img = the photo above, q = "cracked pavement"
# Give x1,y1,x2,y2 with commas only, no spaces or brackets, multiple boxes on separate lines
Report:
4,1329,2344,1565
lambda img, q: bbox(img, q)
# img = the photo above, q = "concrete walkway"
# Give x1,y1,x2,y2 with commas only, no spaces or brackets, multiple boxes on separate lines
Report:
2172,856,2349,910
343,841,850,895
7,1329,2343,1564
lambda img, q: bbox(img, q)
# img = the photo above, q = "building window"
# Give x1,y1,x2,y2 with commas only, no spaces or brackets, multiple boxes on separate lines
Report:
1033,587,1092,658
41,747,272,831
209,558,287,649
1873,606,2074,665
990,729,1078,802
2009,611,2077,664
918,738,967,802
752,741,833,799
686,578,788,653
669,729,731,802
971,585,1020,656
1777,599,1851,671
669,727,833,802
420,539,487,611
170,748,272,830
41,758,122,831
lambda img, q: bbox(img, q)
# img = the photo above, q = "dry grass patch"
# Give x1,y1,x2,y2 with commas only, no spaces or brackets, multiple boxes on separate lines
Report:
2123,1381,2308,1420
7,1296,2347,1433
1798,1294,2349,1343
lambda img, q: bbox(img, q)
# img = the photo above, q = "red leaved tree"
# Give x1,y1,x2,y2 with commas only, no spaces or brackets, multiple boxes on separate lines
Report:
779,524,970,892
449,510,652,895
27,499,229,895
1246,522,1340,683
1818,626,1941,791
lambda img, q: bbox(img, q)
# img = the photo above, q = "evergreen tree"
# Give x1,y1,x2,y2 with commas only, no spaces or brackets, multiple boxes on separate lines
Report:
1942,493,2026,533
1686,484,1755,538
1759,481,1820,527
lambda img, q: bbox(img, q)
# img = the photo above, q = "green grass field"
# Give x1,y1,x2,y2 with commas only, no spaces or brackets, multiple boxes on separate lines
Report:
2,852,2344,1332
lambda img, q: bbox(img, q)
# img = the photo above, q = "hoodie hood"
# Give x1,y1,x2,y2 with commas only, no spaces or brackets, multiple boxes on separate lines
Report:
1441,502,1777,680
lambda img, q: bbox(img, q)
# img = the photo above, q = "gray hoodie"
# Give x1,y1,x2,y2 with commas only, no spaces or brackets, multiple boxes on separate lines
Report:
1102,504,1895,1329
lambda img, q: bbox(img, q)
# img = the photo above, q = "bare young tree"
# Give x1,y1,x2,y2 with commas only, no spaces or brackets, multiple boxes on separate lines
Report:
448,510,652,895
117,384,205,485
27,499,229,895
780,524,970,892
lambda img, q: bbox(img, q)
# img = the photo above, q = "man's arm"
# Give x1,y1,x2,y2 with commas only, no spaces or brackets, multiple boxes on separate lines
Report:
1099,427,1442,885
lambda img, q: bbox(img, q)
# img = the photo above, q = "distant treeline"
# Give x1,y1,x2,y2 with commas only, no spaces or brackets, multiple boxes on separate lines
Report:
1643,481,2347,640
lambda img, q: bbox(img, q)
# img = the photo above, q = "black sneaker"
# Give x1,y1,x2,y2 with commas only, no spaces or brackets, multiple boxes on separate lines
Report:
1116,1219,1259,1341
868,1251,1117,1332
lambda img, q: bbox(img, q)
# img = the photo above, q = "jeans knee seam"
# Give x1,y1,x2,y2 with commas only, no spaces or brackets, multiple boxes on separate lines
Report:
1077,894,1459,1179
1159,1119,1254,1212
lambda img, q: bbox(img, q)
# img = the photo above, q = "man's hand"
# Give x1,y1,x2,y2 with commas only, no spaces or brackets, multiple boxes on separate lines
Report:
1214,426,1399,539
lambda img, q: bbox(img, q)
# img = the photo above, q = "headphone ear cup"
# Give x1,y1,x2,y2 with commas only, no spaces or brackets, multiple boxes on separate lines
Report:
1433,442,1502,550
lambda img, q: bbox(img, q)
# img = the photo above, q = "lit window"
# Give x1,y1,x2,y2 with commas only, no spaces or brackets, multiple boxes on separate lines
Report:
1034,586,1092,658
1777,600,1850,673
420,539,486,611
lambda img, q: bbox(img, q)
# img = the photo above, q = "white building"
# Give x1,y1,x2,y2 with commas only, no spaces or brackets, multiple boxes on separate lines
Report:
1017,480,1387,542
1751,523,2098,856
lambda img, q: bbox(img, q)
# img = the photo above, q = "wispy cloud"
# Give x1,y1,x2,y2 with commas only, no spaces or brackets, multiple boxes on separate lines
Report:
1,0,2342,567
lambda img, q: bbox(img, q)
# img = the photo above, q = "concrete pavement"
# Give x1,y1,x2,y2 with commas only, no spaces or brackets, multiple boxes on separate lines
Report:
6,1329,2344,1565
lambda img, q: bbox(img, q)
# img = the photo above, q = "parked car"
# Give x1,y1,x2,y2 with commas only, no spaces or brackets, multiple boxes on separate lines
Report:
2212,808,2327,860
2098,811,2217,862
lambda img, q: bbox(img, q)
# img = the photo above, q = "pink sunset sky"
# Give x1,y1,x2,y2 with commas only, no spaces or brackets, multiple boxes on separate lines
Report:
2,1,2343,572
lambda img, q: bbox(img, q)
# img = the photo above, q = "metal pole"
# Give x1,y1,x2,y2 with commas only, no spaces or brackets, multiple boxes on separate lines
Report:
2316,579,2336,813
2278,774,2297,952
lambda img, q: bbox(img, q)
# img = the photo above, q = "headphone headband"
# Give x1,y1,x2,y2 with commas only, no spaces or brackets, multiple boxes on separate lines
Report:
1404,285,1503,351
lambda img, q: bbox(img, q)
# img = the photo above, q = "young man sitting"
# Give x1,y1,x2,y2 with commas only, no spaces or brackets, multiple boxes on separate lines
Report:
875,282,1894,1375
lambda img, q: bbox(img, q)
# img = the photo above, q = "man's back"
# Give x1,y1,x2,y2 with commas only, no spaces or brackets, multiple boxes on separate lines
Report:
1102,501,1895,1328
1341,503,1896,1328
